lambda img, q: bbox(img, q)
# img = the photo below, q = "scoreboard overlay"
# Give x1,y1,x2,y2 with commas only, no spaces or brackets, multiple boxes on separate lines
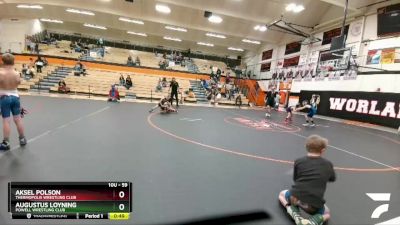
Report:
8,182,132,220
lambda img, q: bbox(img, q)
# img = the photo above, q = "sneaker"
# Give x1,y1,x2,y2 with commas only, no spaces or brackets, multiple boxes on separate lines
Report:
0,141,10,151
19,137,27,146
303,123,309,126
309,214,324,225
310,123,316,127
265,113,271,117
287,206,303,224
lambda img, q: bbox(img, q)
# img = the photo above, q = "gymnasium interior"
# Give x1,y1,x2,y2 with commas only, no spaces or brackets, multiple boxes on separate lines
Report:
0,0,399,224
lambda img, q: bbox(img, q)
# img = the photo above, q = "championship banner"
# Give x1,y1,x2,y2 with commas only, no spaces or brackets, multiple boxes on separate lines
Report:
299,91,400,128
381,48,396,64
367,50,382,64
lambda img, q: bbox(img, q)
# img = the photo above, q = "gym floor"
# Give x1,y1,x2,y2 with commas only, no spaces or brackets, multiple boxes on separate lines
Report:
0,96,399,225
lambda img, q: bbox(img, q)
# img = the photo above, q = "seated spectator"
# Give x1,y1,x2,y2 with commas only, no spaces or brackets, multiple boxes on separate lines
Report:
29,58,35,68
74,61,86,76
119,74,125,86
127,56,135,66
188,89,195,98
220,85,227,98
161,77,167,87
108,85,120,102
135,56,141,66
35,56,44,73
155,78,163,92
21,64,28,76
25,65,35,79
42,57,48,67
58,79,70,93
125,75,133,89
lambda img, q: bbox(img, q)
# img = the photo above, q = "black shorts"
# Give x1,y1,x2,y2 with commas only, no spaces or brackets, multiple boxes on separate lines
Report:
266,98,274,107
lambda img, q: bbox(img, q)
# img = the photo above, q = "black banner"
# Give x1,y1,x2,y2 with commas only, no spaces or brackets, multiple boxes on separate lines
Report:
322,25,349,45
262,49,273,60
285,42,301,55
260,62,271,72
299,91,400,128
283,56,300,68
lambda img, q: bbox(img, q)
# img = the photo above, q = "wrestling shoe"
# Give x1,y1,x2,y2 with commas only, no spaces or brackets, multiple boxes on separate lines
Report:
0,141,10,151
309,123,316,127
19,137,27,146
302,123,309,126
308,214,324,225
265,113,271,117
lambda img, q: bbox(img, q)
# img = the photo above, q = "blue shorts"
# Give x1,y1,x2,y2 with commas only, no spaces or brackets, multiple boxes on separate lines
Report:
1,95,21,118
285,190,325,215
307,108,317,118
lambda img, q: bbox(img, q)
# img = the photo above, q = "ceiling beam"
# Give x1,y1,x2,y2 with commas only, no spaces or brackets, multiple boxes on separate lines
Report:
318,0,358,11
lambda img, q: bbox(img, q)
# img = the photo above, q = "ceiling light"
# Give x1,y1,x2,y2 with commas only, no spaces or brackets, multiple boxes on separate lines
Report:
208,15,223,23
286,3,304,13
293,5,305,13
155,4,171,14
242,39,261,45
84,23,107,30
254,25,267,32
17,5,43,9
285,3,296,11
66,8,95,16
165,26,187,32
40,18,63,24
197,42,214,47
127,31,147,37
119,17,144,25
228,47,244,52
163,36,182,42
206,33,226,39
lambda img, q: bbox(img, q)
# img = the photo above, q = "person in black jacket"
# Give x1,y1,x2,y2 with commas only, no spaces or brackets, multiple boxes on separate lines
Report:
169,77,179,107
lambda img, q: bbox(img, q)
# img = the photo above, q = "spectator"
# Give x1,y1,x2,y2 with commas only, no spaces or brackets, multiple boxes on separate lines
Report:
155,78,163,92
25,65,35,79
169,77,179,107
226,72,231,84
135,56,141,66
42,57,48,67
34,43,39,54
21,64,28,76
108,85,120,102
162,77,167,87
58,79,70,93
35,56,44,73
73,61,86,76
127,56,135,66
29,58,35,68
119,74,125,86
125,75,133,89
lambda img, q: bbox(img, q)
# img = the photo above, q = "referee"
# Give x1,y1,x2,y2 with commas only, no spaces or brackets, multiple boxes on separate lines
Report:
169,77,179,107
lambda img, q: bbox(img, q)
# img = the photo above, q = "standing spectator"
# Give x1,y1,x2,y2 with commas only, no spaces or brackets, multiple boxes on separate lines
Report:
35,56,44,73
0,53,27,150
125,75,133,89
169,77,179,107
119,74,125,86
34,43,39,54
29,58,35,68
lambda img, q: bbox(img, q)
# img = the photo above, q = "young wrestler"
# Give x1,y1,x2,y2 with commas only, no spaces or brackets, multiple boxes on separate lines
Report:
279,135,336,225
296,95,320,127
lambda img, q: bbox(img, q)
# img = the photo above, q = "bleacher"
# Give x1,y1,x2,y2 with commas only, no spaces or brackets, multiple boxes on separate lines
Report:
15,63,55,91
49,69,196,102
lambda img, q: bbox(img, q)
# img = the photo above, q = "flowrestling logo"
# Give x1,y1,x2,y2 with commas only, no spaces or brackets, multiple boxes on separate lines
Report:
367,193,400,225
329,98,400,118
